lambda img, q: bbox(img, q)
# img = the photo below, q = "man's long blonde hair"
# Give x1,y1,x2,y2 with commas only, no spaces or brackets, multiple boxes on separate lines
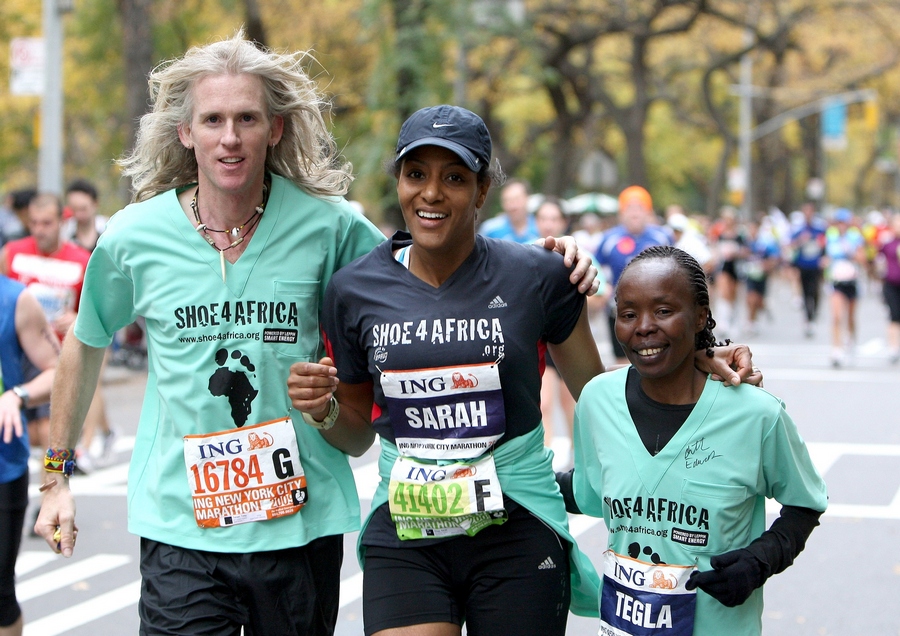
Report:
118,32,352,202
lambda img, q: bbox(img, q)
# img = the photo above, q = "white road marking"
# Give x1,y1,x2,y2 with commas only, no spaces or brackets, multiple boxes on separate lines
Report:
817,503,900,520
15,551,58,577
27,436,136,498
339,572,364,608
764,443,900,518
763,368,900,383
27,463,131,498
17,554,132,602
859,337,885,355
22,580,142,636
352,461,380,502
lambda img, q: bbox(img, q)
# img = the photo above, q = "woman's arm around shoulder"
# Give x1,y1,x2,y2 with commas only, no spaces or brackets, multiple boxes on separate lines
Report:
547,305,605,401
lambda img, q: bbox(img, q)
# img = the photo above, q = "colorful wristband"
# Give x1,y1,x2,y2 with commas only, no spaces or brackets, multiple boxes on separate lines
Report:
44,448,77,477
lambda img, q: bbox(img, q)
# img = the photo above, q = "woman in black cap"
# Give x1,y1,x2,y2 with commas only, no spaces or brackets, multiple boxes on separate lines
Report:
288,105,756,636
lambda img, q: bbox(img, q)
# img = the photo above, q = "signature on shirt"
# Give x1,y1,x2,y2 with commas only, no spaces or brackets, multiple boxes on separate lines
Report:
684,437,722,469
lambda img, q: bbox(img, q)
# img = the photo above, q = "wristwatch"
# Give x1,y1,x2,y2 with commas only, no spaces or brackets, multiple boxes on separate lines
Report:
11,385,29,409
301,396,340,430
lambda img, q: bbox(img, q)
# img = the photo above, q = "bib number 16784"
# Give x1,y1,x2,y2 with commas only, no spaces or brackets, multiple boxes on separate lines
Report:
190,455,264,494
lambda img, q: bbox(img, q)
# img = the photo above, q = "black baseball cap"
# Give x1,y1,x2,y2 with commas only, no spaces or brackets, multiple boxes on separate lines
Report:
395,105,492,172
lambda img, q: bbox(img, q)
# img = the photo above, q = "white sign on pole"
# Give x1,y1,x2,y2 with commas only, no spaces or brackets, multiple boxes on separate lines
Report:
10,37,45,96
728,166,746,193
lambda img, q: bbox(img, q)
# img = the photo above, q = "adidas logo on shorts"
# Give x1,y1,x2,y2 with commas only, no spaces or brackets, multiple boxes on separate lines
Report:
488,295,507,309
538,556,556,570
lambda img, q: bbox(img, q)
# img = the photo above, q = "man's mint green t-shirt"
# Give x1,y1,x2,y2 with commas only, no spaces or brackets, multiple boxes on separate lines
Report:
75,175,385,552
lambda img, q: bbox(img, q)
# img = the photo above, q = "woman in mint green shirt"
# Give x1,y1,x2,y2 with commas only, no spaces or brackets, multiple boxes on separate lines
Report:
568,245,827,636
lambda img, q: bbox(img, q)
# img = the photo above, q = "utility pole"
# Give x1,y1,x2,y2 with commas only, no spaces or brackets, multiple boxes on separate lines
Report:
738,31,753,221
38,0,70,195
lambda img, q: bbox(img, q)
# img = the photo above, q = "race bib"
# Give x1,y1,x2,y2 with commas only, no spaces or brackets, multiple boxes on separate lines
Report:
381,362,506,460
183,417,307,528
801,240,821,259
600,551,697,636
27,282,74,322
718,239,740,260
831,259,857,282
744,260,764,281
388,454,507,540
11,253,84,287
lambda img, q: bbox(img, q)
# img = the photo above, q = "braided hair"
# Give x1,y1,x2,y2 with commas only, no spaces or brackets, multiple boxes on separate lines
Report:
620,245,724,355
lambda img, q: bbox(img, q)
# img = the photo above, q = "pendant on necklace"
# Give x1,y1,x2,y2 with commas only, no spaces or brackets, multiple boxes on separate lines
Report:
230,227,241,238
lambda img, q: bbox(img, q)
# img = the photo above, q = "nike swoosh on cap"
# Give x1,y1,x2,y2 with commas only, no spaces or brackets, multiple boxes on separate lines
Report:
432,123,454,128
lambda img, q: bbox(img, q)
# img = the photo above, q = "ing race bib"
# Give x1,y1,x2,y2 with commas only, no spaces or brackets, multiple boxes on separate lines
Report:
381,362,506,460
388,454,507,540
27,282,74,322
830,259,857,282
183,417,307,528
744,260,765,281
600,550,697,636
801,241,821,259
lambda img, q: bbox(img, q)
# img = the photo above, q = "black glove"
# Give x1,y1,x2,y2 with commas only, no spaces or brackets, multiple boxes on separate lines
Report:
685,548,764,607
555,469,582,514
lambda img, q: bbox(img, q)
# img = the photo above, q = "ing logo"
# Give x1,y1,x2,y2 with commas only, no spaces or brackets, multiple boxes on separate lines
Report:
248,431,274,450
451,466,477,479
451,372,478,389
649,570,677,590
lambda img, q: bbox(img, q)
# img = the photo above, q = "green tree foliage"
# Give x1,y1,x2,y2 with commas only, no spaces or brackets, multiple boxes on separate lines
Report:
0,0,42,190
3,0,900,219
66,0,127,201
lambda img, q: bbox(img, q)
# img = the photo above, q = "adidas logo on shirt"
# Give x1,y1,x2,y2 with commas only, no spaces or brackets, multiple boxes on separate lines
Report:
538,557,556,570
487,295,507,309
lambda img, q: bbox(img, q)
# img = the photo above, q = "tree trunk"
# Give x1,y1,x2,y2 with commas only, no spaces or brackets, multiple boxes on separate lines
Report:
799,115,820,205
543,118,579,196
623,37,650,188
707,138,734,216
119,0,154,197
385,0,430,229
243,0,267,48
854,147,878,208
623,117,648,189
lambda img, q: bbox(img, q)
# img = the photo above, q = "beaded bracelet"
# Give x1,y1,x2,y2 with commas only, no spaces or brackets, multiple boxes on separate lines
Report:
44,448,77,477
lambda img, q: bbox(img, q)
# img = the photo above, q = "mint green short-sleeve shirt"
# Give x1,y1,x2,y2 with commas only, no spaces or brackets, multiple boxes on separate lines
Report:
75,175,385,552
573,368,827,636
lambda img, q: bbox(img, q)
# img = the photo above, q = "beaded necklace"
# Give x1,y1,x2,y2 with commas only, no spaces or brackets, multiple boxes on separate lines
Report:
190,182,269,281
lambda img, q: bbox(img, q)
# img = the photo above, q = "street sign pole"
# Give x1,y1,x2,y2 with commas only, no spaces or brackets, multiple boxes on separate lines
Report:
738,31,753,221
38,0,64,195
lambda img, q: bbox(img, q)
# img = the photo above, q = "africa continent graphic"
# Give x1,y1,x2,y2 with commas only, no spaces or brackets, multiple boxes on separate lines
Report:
208,348,259,427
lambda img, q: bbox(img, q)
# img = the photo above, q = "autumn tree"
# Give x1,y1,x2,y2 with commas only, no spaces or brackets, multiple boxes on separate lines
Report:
702,0,900,213
5,0,900,216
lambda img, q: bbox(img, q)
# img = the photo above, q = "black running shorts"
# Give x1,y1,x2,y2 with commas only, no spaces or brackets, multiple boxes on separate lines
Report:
884,281,900,323
362,508,570,636
138,534,342,635
833,280,858,301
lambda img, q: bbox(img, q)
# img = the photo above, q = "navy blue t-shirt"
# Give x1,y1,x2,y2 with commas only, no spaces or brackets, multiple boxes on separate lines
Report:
322,232,585,548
